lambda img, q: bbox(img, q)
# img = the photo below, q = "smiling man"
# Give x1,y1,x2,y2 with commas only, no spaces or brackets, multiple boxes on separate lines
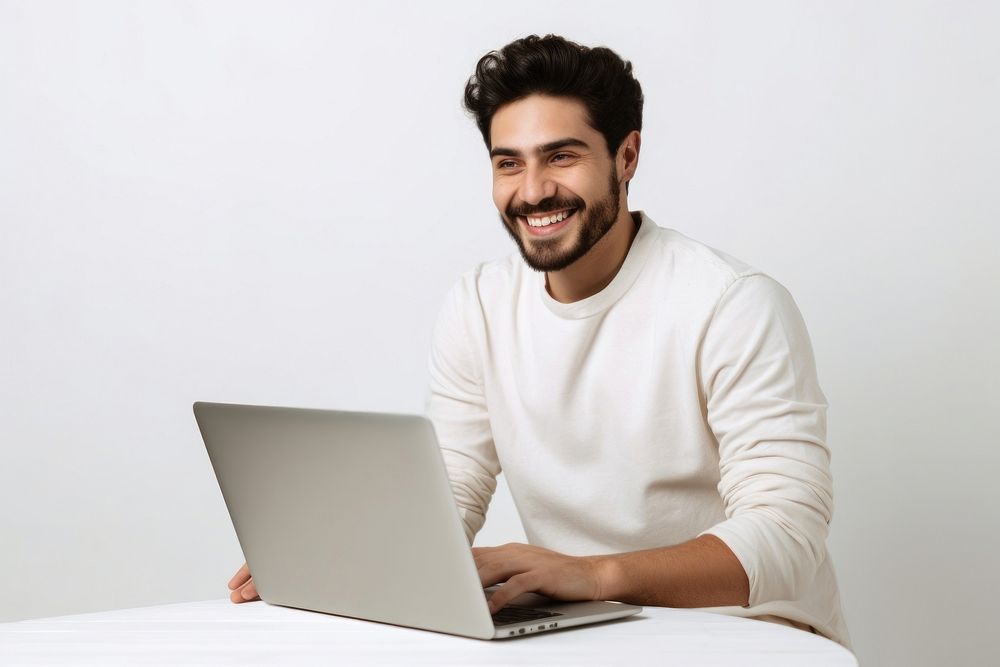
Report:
428,34,852,648
228,33,852,649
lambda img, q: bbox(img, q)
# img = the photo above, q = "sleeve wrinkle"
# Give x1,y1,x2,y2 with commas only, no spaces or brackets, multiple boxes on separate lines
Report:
697,273,835,605
425,277,500,545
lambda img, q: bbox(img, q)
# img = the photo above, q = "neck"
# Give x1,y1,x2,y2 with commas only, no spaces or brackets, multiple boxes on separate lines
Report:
546,208,640,304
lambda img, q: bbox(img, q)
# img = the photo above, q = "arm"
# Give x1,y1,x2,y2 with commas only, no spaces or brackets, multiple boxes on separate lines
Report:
695,273,833,605
426,275,500,544
479,274,832,612
595,534,749,607
476,534,748,613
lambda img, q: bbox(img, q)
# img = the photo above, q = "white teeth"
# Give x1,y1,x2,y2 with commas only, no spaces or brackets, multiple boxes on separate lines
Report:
526,210,572,227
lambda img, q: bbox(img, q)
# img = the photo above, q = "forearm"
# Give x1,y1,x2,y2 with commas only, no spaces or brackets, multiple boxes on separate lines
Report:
593,534,750,608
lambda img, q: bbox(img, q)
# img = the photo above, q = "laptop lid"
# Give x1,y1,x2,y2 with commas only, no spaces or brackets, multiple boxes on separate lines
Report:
194,401,641,639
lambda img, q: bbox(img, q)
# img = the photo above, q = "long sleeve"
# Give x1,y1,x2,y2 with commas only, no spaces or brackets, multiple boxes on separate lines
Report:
425,277,501,545
697,273,834,605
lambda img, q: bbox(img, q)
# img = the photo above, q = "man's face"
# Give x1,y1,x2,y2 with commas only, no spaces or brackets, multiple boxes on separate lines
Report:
489,95,622,273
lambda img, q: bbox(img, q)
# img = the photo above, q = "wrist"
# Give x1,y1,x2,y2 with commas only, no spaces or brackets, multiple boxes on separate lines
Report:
589,553,627,602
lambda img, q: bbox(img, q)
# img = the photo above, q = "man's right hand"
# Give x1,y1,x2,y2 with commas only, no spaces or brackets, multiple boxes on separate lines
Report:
228,562,260,603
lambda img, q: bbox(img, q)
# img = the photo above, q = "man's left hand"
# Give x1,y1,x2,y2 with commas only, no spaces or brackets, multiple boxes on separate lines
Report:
472,543,606,614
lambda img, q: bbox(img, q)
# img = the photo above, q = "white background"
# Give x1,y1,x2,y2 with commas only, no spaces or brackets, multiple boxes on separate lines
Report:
2,2,998,665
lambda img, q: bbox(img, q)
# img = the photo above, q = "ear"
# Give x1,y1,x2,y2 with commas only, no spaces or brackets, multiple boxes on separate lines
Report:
617,130,641,184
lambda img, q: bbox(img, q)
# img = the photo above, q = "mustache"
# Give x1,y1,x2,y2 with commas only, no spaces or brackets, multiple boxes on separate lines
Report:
507,196,585,219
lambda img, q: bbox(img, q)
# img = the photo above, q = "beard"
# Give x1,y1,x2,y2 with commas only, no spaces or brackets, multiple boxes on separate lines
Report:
499,169,622,273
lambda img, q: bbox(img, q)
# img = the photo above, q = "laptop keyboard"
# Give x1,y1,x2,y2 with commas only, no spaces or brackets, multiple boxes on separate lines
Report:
491,605,563,627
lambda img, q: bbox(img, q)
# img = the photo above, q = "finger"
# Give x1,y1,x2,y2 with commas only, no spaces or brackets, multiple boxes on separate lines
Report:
476,551,540,588
228,563,250,590
479,560,524,588
471,547,499,565
476,542,537,565
473,542,523,556
229,579,259,603
239,579,259,601
488,572,539,614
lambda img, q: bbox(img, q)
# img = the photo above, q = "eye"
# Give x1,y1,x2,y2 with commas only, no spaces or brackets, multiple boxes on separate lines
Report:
496,159,519,170
551,153,575,163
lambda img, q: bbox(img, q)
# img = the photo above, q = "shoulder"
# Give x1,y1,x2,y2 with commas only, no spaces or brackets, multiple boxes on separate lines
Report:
637,217,798,313
446,251,529,311
648,222,763,287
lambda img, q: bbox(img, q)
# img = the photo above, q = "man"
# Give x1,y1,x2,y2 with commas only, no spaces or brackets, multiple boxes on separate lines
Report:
229,34,851,649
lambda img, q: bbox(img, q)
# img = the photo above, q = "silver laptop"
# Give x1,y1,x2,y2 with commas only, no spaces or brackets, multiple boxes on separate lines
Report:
193,401,642,639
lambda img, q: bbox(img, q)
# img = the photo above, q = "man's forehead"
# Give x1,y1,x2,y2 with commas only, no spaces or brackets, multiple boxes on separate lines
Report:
489,95,597,152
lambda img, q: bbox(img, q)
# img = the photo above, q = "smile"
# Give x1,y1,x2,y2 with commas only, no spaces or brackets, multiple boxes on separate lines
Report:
518,209,577,237
523,208,575,227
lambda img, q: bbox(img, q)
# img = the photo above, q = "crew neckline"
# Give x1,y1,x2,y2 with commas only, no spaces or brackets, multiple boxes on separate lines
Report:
538,210,657,320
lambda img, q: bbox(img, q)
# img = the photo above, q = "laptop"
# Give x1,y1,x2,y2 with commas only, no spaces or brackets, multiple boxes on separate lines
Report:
193,401,642,639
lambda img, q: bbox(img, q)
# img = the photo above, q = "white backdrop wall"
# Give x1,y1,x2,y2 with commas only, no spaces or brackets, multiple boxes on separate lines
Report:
2,2,998,665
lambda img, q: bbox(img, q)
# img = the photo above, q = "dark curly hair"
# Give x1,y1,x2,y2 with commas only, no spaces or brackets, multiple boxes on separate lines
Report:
463,34,644,157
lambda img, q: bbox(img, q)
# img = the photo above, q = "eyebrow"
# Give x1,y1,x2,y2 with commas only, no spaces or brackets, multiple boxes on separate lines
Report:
489,138,590,159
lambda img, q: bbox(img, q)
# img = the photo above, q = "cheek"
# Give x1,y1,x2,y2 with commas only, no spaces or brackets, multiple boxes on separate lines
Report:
493,181,513,213
566,174,597,199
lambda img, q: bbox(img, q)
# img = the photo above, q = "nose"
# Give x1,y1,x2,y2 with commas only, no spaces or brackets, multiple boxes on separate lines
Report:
519,163,557,206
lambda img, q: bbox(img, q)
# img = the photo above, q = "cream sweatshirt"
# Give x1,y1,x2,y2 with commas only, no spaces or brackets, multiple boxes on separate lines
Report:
425,212,851,648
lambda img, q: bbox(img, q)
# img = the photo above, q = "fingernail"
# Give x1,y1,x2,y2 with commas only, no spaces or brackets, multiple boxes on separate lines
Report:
241,588,253,600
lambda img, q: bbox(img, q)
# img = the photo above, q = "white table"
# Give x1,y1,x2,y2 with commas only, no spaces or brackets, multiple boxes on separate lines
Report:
1,599,857,666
